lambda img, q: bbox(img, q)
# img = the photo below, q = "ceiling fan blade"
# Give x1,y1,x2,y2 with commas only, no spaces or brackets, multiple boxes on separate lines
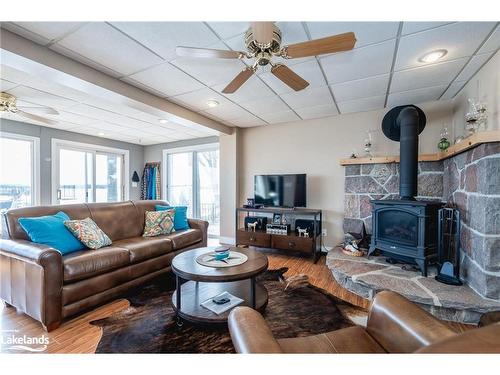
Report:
251,22,274,45
17,106,59,115
284,32,356,58
271,64,310,91
222,67,255,94
176,46,244,59
17,110,58,126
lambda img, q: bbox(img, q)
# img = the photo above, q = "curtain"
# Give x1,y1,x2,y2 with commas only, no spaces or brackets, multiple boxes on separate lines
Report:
141,162,161,200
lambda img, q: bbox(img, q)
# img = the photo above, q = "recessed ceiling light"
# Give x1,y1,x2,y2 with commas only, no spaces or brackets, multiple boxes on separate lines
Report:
97,132,105,137
206,100,219,108
419,49,448,63
158,119,168,124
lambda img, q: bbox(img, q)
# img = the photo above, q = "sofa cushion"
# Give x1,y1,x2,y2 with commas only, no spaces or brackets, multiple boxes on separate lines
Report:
114,236,173,263
63,246,130,283
18,211,85,255
166,228,202,250
64,217,112,249
143,210,175,237
278,326,386,354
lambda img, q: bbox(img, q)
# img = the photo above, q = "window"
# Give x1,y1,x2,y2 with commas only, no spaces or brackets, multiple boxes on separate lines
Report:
163,144,219,237
52,139,128,204
0,132,40,214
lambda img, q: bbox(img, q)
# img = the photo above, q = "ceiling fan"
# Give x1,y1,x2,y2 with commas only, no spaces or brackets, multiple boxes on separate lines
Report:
0,92,59,125
176,22,356,94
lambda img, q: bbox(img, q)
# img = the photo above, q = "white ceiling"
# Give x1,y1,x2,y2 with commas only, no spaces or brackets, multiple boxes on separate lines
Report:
1,21,499,138
0,65,219,145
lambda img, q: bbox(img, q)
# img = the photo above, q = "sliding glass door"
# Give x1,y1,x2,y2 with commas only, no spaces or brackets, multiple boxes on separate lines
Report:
0,133,39,212
164,145,219,236
54,140,126,204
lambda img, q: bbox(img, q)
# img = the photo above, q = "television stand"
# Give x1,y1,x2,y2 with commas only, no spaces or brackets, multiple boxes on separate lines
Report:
235,207,323,262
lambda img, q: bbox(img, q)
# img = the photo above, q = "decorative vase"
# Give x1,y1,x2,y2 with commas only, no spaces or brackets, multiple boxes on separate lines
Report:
438,137,450,151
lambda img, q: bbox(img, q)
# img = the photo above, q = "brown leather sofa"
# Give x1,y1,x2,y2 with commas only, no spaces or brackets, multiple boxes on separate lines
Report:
0,200,208,331
228,290,500,353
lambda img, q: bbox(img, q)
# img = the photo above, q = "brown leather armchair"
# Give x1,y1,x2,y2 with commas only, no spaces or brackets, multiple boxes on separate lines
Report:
228,290,500,353
0,200,208,331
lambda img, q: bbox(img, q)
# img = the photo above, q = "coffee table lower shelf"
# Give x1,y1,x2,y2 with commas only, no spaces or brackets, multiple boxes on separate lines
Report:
171,279,268,324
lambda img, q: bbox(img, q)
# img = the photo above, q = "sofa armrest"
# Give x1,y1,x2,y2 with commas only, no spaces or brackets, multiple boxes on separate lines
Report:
0,239,63,330
228,306,283,353
188,218,209,246
366,291,457,353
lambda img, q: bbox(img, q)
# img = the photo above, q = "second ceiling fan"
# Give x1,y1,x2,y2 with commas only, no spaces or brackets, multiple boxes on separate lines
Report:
176,22,356,94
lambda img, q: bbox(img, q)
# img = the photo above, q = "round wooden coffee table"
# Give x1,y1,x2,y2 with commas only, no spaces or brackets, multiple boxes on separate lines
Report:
171,246,268,325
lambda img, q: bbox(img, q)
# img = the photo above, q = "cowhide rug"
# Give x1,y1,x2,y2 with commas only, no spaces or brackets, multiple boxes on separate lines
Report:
91,268,366,353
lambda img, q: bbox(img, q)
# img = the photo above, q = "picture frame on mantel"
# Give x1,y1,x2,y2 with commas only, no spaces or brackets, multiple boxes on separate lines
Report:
272,213,282,224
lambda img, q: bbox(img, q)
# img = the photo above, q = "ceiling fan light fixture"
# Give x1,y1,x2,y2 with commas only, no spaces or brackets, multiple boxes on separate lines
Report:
419,49,448,63
206,100,219,108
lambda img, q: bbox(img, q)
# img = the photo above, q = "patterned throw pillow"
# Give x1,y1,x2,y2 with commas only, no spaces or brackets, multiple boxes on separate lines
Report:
64,217,112,250
143,210,175,237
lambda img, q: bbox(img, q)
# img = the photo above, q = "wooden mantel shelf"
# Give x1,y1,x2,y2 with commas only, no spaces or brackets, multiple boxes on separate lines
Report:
340,130,500,166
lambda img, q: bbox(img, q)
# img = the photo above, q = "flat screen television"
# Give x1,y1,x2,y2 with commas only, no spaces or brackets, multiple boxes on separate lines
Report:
254,174,306,208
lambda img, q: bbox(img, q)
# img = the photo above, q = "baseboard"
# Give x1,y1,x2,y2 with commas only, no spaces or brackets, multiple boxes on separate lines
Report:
219,236,235,245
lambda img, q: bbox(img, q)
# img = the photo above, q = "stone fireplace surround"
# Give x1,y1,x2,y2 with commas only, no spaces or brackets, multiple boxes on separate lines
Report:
332,141,500,322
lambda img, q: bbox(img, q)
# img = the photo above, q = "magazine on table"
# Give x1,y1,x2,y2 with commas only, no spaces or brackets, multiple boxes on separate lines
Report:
200,291,244,315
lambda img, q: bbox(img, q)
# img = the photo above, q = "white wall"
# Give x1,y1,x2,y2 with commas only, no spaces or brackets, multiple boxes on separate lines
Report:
237,101,454,247
452,50,500,138
219,129,240,241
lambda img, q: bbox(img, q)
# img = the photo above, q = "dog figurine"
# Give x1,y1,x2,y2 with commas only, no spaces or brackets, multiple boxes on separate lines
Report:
247,221,258,232
297,227,309,237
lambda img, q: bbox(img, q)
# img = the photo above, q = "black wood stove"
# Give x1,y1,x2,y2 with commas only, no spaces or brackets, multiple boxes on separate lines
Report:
368,105,444,276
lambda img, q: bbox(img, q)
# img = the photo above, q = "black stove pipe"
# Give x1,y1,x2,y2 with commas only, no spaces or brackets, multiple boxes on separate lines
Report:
397,107,420,200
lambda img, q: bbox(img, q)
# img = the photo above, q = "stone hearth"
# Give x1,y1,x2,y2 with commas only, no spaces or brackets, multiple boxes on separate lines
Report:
342,142,500,303
327,247,500,324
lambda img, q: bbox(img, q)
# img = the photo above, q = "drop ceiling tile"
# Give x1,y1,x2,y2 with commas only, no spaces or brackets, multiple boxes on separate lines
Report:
338,95,385,114
4,22,85,45
0,79,18,91
307,22,399,48
6,86,79,109
295,104,339,120
331,74,389,102
387,85,447,107
395,22,496,71
48,121,81,131
276,22,309,45
203,101,251,121
49,44,123,77
212,76,275,103
171,88,231,111
229,112,266,127
441,81,466,100
56,22,164,76
259,59,327,95
171,48,247,87
224,33,247,53
280,86,333,110
320,40,396,84
208,22,249,39
111,22,219,61
125,62,205,97
89,122,130,133
401,22,454,35
478,25,500,54
391,58,467,93
259,110,300,124
48,110,99,126
68,103,151,129
239,95,290,115
455,53,493,82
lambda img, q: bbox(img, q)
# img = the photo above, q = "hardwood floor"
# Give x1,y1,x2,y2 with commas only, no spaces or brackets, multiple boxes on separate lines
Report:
0,251,472,354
